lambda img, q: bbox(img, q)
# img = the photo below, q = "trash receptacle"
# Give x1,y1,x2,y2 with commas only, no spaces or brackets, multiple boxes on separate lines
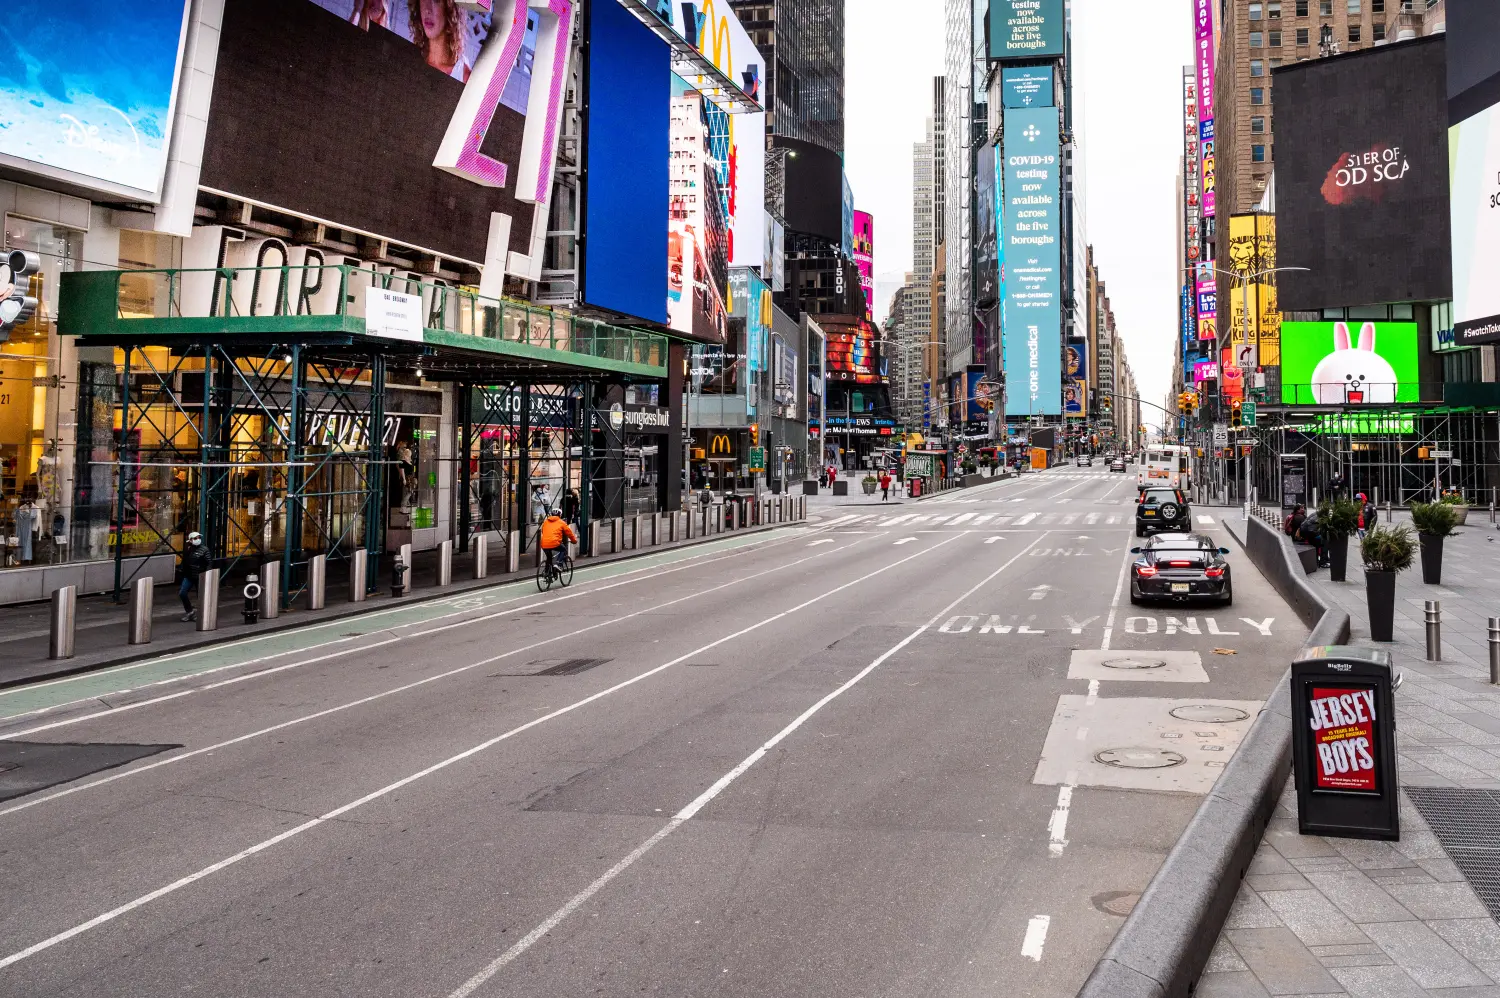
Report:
910,477,923,499
1291,645,1401,841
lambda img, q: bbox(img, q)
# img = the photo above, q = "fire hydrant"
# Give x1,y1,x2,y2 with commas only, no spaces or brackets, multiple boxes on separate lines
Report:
242,574,263,625
391,554,408,598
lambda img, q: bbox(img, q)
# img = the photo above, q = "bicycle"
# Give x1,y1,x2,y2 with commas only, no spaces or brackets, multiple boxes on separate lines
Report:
536,548,574,591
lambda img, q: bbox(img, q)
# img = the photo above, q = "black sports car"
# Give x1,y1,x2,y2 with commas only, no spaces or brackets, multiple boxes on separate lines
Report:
1129,533,1233,605
1136,487,1191,536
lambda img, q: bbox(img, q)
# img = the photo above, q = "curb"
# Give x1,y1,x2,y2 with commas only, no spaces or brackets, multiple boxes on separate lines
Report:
1,519,804,692
1075,513,1349,998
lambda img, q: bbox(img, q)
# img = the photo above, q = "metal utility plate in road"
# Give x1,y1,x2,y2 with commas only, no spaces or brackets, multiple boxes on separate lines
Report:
1068,650,1208,683
0,741,179,802
1033,696,1265,793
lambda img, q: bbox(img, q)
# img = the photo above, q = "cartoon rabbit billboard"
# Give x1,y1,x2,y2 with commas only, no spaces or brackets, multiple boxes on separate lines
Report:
1280,320,1419,405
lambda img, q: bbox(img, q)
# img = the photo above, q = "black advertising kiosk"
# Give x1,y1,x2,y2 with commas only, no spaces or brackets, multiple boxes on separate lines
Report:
1291,646,1401,840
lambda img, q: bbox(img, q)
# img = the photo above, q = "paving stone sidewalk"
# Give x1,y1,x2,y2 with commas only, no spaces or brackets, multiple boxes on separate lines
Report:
1200,512,1500,997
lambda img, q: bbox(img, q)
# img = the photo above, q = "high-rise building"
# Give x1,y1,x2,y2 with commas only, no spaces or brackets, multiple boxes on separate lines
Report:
911,77,946,377
885,279,926,429
943,0,979,377
729,0,845,154
1213,0,1446,274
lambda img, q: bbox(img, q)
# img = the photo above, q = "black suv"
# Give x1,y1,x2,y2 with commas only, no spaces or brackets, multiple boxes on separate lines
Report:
1136,487,1191,537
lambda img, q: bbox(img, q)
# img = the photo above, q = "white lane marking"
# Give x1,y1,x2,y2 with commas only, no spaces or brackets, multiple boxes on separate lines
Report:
984,536,1004,545
994,516,1013,525
1086,680,1099,705
1021,915,1051,961
1240,617,1275,636
1084,513,1099,525
1100,539,1133,651
1197,515,1215,525
894,537,916,545
973,514,994,525
883,514,915,525
949,513,976,525
1028,585,1051,601
808,539,835,546
0,528,816,723
0,540,868,816
445,532,1048,998
1047,784,1074,857
1015,513,1038,525
1060,514,1077,525
0,535,964,971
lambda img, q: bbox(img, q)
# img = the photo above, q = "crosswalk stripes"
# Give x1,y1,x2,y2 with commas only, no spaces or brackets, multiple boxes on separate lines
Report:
818,511,1128,528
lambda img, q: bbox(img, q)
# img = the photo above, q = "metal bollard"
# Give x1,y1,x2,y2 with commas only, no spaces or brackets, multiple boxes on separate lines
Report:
308,555,326,610
474,534,489,579
632,514,643,550
437,540,452,586
589,522,601,558
48,585,76,659
1425,600,1442,662
399,543,413,590
685,508,694,540
197,568,220,632
507,530,521,574
1490,617,1500,685
350,548,369,601
128,576,153,645
261,561,280,620
1491,501,1496,526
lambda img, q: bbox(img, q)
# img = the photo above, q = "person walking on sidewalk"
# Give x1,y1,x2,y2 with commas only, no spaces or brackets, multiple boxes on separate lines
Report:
879,470,892,502
178,531,211,622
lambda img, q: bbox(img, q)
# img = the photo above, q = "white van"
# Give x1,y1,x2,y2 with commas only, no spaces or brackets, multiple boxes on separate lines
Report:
1138,444,1192,492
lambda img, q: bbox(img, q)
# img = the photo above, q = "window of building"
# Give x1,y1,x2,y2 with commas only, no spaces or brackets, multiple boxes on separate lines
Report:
1373,20,1385,39
1250,30,1263,46
1251,116,1267,133
1296,0,1309,13
1347,0,1360,11
1297,26,1310,42
1251,59,1265,76
1269,29,1282,44
1271,58,1283,67
1372,0,1384,9
1249,1,1262,18
1251,87,1266,104
1320,0,1332,14
1268,1,1282,16
1252,144,1267,162
1349,23,1361,41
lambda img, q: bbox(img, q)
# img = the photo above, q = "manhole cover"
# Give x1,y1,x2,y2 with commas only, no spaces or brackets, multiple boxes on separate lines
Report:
1091,891,1141,917
1102,657,1166,671
1095,747,1187,769
1170,704,1251,723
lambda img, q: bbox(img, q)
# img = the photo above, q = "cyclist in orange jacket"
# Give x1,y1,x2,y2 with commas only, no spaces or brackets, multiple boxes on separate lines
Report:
539,508,578,577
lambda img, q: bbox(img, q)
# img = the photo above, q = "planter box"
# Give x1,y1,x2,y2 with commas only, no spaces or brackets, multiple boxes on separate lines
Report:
1449,505,1470,525
1366,569,1397,641
1327,533,1350,582
1419,533,1444,585
832,481,849,497
862,481,877,495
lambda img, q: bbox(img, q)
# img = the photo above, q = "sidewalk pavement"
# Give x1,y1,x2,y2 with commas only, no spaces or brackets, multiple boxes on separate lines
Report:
1201,511,1500,997
0,513,800,691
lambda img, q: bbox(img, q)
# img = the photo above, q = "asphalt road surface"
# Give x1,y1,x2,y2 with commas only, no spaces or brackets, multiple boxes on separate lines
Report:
0,467,1306,997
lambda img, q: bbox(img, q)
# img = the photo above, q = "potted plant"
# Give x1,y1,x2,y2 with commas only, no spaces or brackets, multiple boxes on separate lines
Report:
1360,524,1415,642
1410,501,1458,584
1439,487,1470,525
861,474,878,496
1316,497,1362,582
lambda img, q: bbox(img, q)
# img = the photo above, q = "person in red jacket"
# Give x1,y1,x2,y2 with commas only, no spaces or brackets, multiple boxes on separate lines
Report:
879,470,892,501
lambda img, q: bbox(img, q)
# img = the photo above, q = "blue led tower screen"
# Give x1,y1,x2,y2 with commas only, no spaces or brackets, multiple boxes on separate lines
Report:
1002,105,1062,417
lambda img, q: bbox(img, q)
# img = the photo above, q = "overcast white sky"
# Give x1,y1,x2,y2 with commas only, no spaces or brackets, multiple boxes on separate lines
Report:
843,0,1195,415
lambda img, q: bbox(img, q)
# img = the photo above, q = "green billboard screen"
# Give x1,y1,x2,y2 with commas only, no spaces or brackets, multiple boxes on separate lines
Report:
1279,321,1420,404
989,0,1065,60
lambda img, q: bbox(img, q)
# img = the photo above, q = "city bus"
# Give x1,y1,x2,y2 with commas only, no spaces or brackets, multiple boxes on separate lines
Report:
1138,444,1192,492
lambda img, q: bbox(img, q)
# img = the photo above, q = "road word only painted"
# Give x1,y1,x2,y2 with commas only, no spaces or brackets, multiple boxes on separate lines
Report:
937,615,1274,636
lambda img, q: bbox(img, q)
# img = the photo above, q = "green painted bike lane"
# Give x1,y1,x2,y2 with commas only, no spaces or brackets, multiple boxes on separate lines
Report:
0,528,802,723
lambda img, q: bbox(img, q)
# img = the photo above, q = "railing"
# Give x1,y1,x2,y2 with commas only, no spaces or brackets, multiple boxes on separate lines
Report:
72,265,668,372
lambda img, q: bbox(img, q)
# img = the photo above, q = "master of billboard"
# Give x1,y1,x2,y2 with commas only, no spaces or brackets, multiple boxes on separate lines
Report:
988,0,1065,61
1002,105,1062,417
1451,103,1500,344
1275,36,1451,310
0,1,190,200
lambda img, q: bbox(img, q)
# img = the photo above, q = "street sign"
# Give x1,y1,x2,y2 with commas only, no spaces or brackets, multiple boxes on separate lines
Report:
1213,423,1229,447
1432,449,1453,459
749,447,766,471
1242,401,1257,428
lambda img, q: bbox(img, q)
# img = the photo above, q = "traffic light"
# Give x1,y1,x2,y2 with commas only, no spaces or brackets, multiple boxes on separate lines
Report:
749,423,760,446
1231,399,1243,428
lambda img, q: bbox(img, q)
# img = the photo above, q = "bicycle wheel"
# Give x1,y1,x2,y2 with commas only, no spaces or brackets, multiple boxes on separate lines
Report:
559,555,574,588
535,557,552,592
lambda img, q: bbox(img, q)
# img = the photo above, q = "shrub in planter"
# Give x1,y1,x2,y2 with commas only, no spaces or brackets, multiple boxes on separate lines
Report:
861,475,878,495
1411,501,1458,585
1360,525,1415,642
1439,488,1470,524
1316,497,1362,582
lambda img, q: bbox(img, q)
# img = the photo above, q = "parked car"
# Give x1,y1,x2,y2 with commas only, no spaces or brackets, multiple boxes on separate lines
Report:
1129,533,1233,605
1136,487,1192,537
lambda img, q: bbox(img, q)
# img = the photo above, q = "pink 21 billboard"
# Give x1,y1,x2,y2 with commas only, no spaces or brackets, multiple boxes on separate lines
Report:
853,210,874,321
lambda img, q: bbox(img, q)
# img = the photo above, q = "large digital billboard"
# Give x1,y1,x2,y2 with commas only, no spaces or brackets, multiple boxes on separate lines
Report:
1275,36,1451,310
1002,105,1062,417
825,318,882,385
581,0,669,324
1225,214,1281,368
1002,66,1054,109
1451,104,1500,344
1192,0,1218,343
0,1,190,200
668,94,729,343
1279,321,1420,405
853,211,875,321
988,0,1065,61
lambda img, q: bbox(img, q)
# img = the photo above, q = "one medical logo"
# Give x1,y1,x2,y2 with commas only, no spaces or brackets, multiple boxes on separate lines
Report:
1023,124,1041,142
